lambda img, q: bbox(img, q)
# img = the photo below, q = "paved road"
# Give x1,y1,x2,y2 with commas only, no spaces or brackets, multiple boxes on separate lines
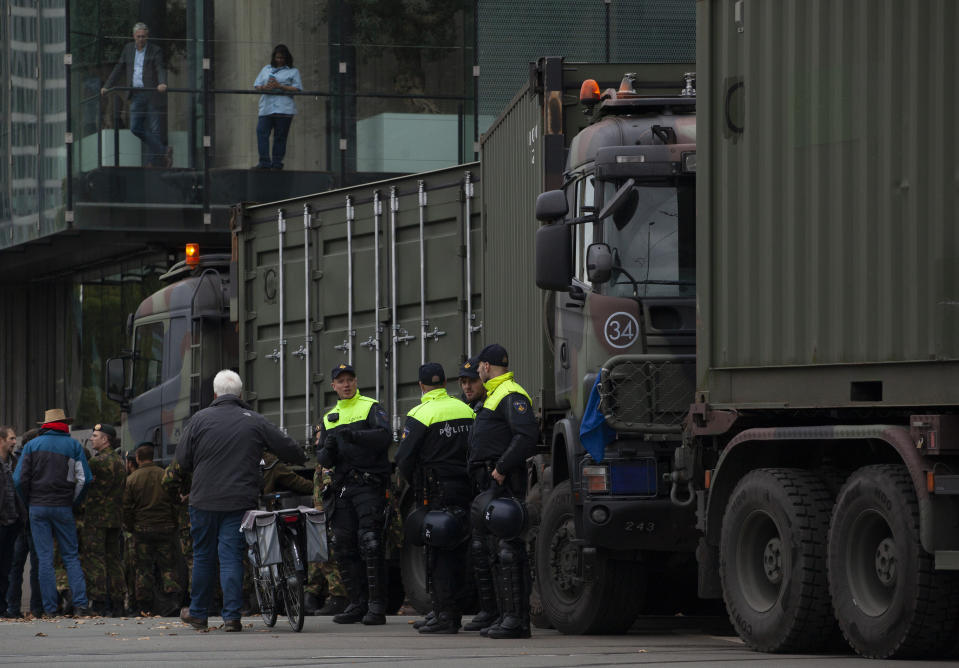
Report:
0,613,947,667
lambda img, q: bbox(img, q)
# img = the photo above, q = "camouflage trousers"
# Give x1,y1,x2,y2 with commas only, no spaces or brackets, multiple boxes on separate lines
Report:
79,525,125,607
309,466,346,599
305,558,346,598
132,531,183,611
123,531,136,611
177,506,193,592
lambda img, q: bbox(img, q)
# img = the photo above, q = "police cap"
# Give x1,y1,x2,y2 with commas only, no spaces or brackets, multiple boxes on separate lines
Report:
476,343,509,368
331,363,355,379
457,357,480,379
418,362,445,386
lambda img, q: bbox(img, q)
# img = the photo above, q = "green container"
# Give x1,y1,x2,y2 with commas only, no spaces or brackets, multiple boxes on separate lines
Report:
697,0,959,410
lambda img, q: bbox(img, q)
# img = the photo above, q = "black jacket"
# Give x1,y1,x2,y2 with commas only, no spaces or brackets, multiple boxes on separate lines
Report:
316,401,392,477
104,41,167,98
175,394,305,511
467,386,538,495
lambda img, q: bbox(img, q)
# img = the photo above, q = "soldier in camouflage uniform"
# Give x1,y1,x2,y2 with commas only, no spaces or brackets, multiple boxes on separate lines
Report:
123,444,183,616
78,424,126,616
161,458,193,597
123,452,138,614
305,464,348,615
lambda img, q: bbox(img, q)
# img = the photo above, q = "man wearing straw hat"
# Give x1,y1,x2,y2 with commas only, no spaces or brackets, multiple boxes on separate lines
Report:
13,408,93,617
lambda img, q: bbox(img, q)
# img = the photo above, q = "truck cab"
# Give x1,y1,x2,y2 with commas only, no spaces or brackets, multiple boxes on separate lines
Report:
106,246,235,461
533,73,699,633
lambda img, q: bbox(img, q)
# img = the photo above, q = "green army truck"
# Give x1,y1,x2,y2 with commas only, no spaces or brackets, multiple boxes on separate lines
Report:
671,0,959,660
106,58,699,622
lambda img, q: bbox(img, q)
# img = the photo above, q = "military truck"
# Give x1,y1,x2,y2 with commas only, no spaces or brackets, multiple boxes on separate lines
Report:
673,0,959,659
106,58,698,621
533,0,959,660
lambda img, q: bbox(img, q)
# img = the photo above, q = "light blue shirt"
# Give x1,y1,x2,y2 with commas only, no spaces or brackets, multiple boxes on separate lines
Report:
253,65,302,116
133,47,145,88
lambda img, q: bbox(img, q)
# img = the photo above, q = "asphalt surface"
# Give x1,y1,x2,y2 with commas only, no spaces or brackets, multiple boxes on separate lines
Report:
0,612,949,667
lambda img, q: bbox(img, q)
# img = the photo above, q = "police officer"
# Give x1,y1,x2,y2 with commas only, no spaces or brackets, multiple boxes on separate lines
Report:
306,466,349,616
316,363,392,625
458,357,486,411
123,443,182,616
79,423,126,616
395,363,474,634
467,344,538,639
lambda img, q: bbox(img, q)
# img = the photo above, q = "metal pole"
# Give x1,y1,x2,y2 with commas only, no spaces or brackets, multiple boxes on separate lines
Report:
464,172,475,357
373,191,382,400
390,186,400,435
418,180,427,364
303,204,312,441
346,195,354,365
278,209,287,432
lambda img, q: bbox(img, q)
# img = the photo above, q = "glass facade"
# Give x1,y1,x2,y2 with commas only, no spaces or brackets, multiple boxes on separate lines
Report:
0,0,695,431
0,0,478,249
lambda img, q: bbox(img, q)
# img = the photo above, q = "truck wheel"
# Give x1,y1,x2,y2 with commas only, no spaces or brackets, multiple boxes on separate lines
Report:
399,544,432,615
828,464,959,658
525,482,553,629
536,481,644,634
719,468,836,652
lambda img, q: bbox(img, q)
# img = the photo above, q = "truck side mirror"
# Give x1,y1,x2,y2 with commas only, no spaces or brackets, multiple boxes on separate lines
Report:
535,190,569,222
105,357,131,406
535,223,573,291
585,243,613,284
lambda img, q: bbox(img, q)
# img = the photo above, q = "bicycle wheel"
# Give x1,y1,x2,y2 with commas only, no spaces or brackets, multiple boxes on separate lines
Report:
254,565,278,627
278,539,305,632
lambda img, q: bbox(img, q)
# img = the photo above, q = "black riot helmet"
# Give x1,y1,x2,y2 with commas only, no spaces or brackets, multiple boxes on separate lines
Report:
422,508,469,548
404,506,430,547
483,497,527,540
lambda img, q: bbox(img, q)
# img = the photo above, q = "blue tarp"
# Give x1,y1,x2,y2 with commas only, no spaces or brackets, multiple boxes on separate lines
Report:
579,373,615,463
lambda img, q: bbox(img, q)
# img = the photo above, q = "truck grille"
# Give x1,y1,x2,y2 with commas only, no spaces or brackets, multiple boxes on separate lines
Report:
598,354,695,433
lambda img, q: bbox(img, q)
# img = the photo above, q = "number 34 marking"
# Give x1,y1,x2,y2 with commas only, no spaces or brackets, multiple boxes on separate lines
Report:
603,311,640,349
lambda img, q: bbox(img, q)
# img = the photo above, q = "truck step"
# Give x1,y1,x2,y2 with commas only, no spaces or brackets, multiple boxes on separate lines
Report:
934,551,959,570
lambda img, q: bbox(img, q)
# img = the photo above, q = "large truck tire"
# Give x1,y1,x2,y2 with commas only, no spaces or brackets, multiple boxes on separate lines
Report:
828,464,959,659
719,468,836,652
399,544,432,615
536,481,644,634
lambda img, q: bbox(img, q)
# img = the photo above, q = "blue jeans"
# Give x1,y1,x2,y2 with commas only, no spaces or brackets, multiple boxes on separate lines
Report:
6,525,42,615
189,507,247,621
30,505,88,613
256,114,293,169
130,90,166,166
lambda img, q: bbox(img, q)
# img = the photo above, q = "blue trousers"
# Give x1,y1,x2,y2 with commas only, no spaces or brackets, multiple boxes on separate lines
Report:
30,505,88,613
6,525,42,615
256,114,293,169
130,90,166,166
189,507,246,621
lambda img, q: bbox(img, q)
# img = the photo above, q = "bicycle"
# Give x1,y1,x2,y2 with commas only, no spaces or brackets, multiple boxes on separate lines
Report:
246,506,307,632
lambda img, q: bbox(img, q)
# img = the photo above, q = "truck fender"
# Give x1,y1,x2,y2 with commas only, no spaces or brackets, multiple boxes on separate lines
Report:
548,417,581,491
702,425,954,555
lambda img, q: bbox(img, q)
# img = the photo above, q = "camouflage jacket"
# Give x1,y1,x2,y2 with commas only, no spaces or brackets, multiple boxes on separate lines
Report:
262,452,312,496
80,447,125,528
123,462,178,533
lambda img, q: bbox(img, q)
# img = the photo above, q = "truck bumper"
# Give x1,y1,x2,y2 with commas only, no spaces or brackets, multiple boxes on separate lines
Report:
581,496,698,552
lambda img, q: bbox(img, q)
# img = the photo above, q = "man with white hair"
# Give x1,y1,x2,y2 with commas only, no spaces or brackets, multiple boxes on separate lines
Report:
173,369,305,631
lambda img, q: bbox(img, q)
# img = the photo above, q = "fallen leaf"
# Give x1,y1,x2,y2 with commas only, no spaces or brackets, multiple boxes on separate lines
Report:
35,632,47,637
152,625,170,630
106,632,119,636
137,636,151,640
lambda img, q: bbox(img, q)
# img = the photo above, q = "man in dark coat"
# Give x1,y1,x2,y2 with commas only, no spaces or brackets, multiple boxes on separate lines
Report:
174,370,305,632
101,22,170,167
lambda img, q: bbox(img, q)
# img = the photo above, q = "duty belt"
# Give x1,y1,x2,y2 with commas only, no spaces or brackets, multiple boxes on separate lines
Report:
346,470,387,486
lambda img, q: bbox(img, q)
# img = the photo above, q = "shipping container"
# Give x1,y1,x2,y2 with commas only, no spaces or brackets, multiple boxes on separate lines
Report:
697,0,959,409
237,165,482,439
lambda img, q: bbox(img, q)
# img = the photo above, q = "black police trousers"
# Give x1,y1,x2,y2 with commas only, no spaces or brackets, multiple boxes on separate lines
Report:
330,480,388,613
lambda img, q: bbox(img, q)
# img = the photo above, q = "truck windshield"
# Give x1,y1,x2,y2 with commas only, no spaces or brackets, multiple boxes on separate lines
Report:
602,181,695,298
131,321,164,396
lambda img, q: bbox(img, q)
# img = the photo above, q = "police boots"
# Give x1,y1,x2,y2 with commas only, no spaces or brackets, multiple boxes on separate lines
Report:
332,560,368,624
419,610,461,634
361,558,387,625
486,559,531,639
